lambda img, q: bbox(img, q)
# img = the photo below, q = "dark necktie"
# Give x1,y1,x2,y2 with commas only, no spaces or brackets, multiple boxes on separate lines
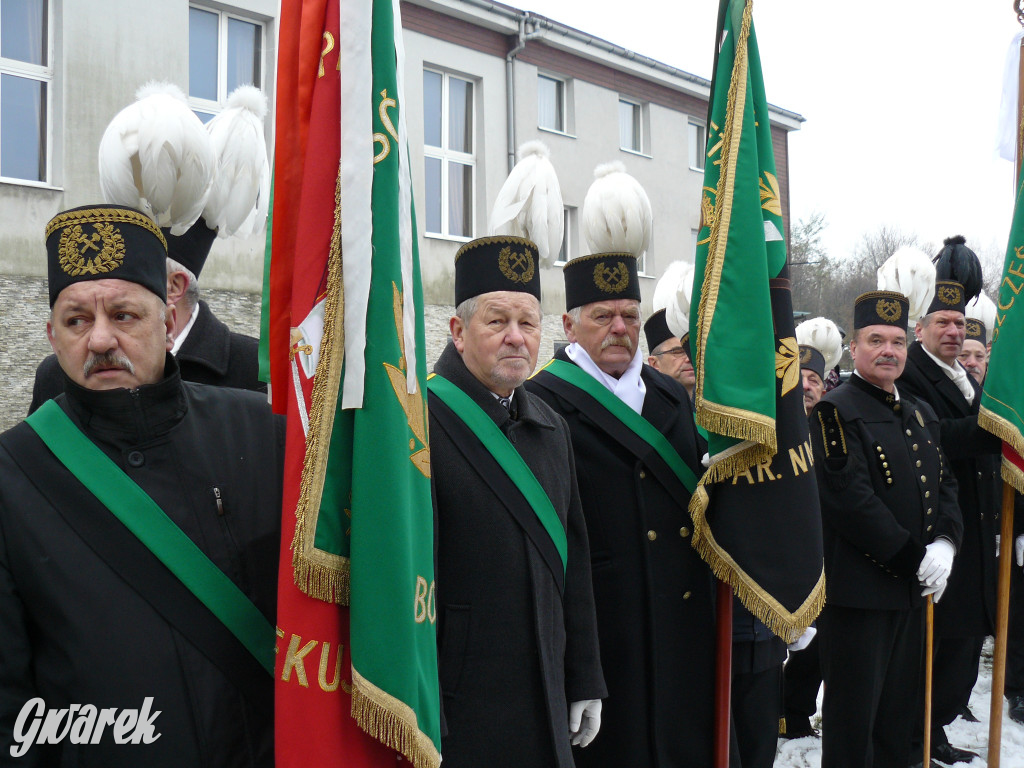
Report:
498,396,511,412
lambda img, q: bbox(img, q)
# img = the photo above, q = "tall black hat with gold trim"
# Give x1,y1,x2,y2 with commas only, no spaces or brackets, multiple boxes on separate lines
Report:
454,236,541,305
798,345,826,380
853,290,910,330
564,253,641,311
46,204,168,306
925,280,966,316
933,235,982,303
965,317,987,346
644,308,675,351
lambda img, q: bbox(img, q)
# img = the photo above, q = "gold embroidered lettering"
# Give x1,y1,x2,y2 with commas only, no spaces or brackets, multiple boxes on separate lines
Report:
414,576,429,623
282,635,318,687
318,642,345,692
755,458,777,482
789,444,809,476
732,465,755,485
318,32,335,78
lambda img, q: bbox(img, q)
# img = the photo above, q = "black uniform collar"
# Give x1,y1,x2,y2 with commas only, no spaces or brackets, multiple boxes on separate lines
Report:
847,371,901,413
175,300,232,375
433,341,547,427
60,353,188,444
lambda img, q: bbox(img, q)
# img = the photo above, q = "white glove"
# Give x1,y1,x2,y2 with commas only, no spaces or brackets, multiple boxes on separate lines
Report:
1016,534,1024,568
918,539,955,602
787,626,817,652
996,534,1001,558
568,699,602,748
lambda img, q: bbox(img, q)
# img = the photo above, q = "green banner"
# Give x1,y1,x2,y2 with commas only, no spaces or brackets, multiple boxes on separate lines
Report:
980,173,1024,492
690,0,786,476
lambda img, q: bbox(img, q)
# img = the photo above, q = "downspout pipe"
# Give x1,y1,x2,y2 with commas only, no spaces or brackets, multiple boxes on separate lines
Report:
506,12,544,173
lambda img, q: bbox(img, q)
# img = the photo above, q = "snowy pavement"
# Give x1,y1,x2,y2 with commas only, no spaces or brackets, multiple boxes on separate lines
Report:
775,639,1024,767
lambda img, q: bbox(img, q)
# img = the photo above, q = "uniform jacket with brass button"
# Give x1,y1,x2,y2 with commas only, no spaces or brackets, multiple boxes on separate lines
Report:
810,374,962,611
897,341,1001,635
528,349,716,768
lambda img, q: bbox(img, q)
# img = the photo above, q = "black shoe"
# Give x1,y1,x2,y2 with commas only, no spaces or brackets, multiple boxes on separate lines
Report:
779,722,819,739
931,742,980,765
957,704,980,723
1010,694,1024,725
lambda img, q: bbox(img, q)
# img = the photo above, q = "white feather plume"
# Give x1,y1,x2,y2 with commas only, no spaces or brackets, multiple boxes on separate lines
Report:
488,141,563,262
98,82,215,235
581,162,652,256
966,292,997,339
653,260,695,338
876,246,936,325
796,317,843,370
203,85,271,238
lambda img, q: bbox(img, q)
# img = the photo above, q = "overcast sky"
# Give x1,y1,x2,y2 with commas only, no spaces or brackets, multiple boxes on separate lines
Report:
524,0,1022,267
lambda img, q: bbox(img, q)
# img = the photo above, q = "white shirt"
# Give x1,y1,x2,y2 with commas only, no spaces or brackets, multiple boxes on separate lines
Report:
170,302,200,356
920,345,975,404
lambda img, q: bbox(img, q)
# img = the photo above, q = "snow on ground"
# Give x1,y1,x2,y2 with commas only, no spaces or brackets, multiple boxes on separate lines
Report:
775,639,1024,767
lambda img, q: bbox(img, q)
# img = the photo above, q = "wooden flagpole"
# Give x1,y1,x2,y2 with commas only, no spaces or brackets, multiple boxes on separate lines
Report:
714,580,733,768
988,482,1017,768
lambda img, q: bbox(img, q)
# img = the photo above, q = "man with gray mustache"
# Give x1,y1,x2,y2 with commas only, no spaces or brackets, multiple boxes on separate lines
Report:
528,253,716,766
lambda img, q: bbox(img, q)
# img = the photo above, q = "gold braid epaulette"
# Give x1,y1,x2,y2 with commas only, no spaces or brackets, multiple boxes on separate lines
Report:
45,207,167,250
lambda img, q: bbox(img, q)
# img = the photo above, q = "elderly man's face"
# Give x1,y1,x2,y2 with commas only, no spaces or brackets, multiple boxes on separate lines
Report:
957,339,987,384
564,299,641,378
916,310,966,366
48,279,174,391
451,291,541,396
801,368,824,413
850,325,906,392
649,337,695,391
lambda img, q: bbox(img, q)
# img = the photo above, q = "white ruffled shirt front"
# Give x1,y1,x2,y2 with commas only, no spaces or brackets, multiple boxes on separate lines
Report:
170,301,200,356
565,342,646,415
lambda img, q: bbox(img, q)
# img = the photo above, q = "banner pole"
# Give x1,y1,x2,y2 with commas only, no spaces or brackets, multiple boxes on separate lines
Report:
988,481,1016,768
714,579,733,768
923,595,933,768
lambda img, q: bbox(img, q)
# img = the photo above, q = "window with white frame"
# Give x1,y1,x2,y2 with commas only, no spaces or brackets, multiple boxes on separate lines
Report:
538,74,565,133
1,0,51,183
688,121,707,171
619,99,642,153
423,68,474,239
189,5,265,122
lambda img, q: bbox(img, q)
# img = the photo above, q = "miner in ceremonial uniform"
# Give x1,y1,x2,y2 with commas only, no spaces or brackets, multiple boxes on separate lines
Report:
644,308,696,400
527,253,716,766
0,205,282,766
428,235,606,768
957,317,988,385
897,277,1001,764
810,290,962,768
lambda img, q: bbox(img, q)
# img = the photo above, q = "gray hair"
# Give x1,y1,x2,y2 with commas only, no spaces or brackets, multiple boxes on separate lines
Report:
166,257,200,308
455,297,478,323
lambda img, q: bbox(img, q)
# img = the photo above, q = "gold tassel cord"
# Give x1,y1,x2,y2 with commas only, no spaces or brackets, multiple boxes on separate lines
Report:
351,669,440,768
291,161,353,605
688,484,826,644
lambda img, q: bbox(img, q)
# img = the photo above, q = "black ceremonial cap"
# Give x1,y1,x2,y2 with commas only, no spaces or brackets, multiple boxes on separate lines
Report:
454,236,541,306
564,253,641,311
680,330,691,360
965,318,986,346
644,308,675,351
799,345,826,380
46,204,168,307
853,290,909,330
925,280,966,316
162,216,218,278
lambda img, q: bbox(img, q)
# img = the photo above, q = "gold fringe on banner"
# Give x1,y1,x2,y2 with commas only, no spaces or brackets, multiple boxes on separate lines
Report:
978,407,1024,494
352,668,441,768
291,161,354,605
688,484,827,644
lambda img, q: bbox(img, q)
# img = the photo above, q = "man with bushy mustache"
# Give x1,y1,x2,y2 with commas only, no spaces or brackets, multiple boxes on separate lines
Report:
528,253,716,766
0,205,281,766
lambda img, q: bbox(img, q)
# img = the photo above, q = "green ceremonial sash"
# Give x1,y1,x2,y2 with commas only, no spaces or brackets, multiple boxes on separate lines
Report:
26,400,275,675
538,359,699,495
426,374,568,574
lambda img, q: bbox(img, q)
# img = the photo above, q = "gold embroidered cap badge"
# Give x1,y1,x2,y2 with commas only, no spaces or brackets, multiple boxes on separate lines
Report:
594,261,629,294
938,284,962,306
58,223,126,277
876,298,902,323
498,246,535,284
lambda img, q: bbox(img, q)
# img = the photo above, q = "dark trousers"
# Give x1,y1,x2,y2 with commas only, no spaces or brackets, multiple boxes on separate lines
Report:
819,604,924,768
731,640,784,768
783,634,821,733
1007,554,1024,698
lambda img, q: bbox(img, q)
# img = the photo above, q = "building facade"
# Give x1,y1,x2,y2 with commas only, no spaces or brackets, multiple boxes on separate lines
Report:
0,0,802,311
